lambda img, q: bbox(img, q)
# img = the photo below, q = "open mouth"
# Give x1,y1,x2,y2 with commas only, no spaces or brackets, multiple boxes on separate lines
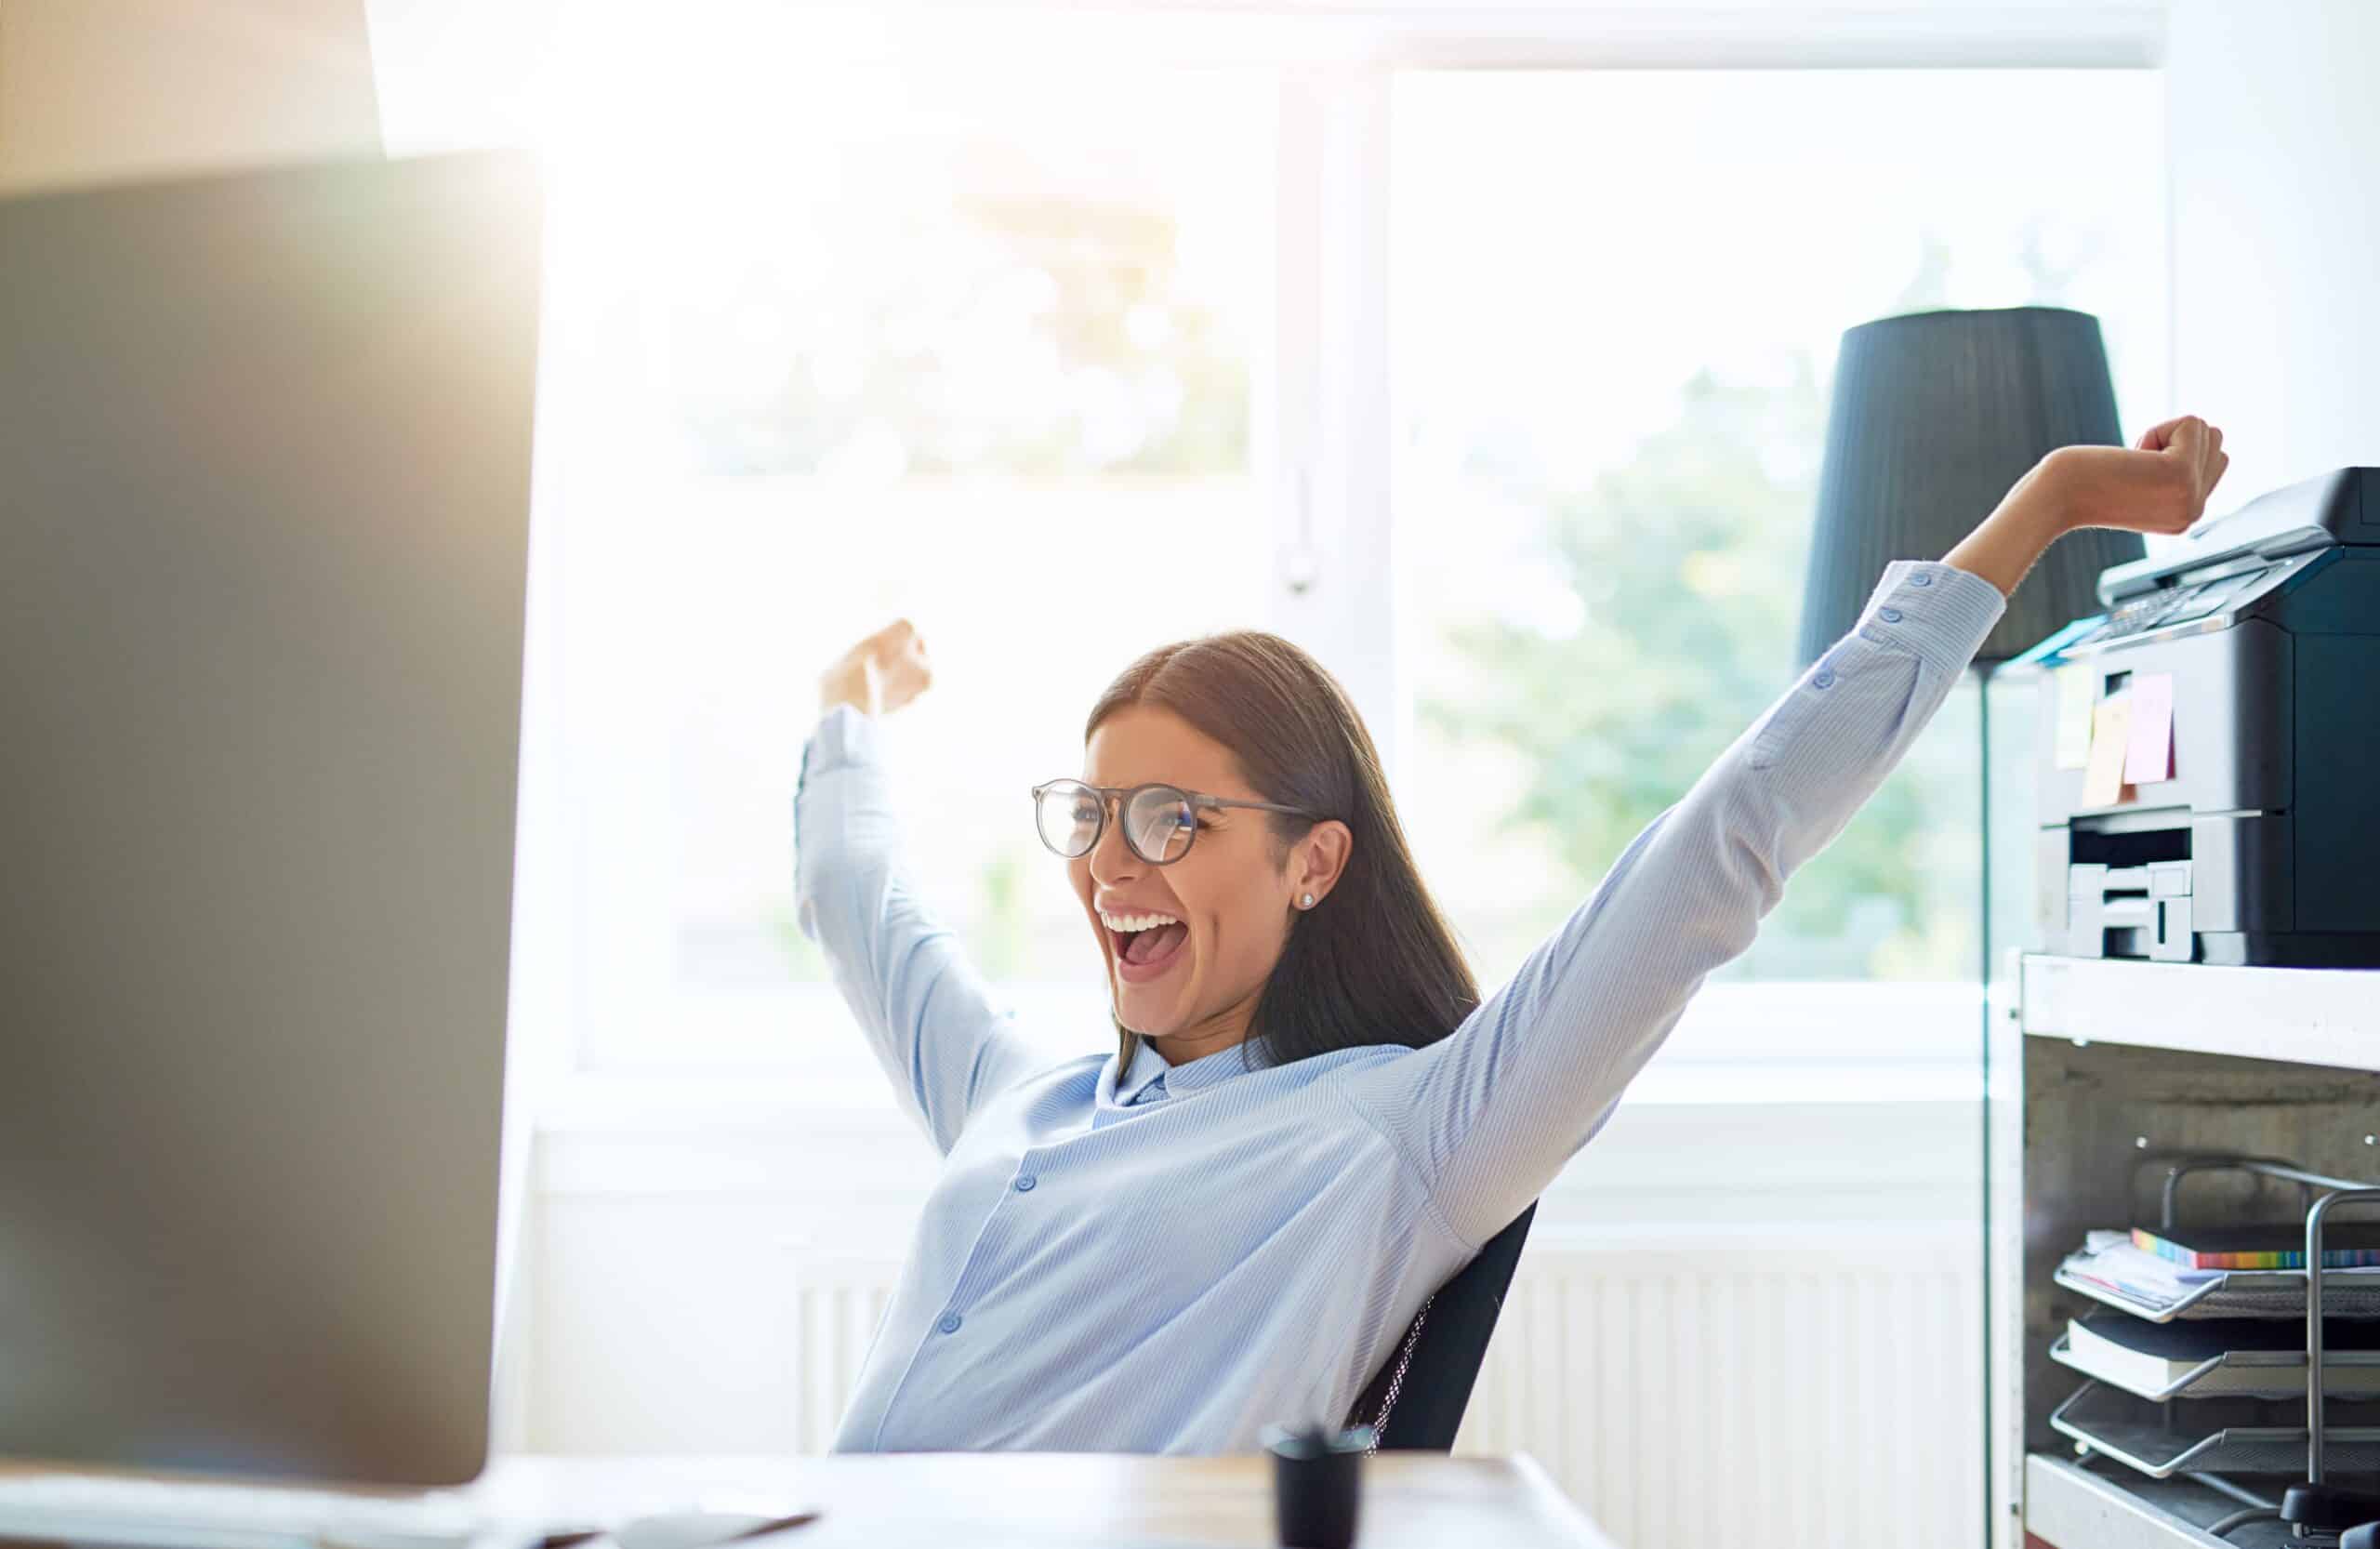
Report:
1112,920,1190,984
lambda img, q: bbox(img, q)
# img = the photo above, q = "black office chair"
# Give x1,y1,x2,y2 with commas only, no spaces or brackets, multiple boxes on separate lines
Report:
1346,1203,1539,1450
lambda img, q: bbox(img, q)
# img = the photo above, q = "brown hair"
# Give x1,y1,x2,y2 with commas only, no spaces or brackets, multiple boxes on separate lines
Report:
1085,630,1480,1070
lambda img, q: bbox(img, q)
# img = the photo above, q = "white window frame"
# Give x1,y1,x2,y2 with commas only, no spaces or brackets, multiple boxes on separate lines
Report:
503,3,2169,1082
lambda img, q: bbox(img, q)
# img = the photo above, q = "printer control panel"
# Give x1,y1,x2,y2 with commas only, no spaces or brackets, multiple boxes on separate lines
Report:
2061,549,2320,655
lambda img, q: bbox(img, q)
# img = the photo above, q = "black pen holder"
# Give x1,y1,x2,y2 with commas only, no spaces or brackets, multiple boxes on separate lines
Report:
1262,1422,1370,1549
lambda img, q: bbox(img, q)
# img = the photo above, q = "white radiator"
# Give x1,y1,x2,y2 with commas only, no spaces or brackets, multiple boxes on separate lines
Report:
1456,1228,1984,1549
787,1256,899,1455
780,1226,1983,1547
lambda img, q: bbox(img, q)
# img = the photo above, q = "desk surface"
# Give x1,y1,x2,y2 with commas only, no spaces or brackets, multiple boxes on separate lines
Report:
0,1451,1614,1547
470,1452,1616,1549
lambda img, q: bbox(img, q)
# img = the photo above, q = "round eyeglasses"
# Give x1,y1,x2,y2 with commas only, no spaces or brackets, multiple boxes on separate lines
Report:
1031,779,1322,867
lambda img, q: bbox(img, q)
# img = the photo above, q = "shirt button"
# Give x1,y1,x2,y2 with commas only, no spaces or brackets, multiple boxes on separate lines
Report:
1911,572,1934,588
1813,669,1836,689
938,1313,962,1334
1014,1174,1037,1192
1878,606,1904,623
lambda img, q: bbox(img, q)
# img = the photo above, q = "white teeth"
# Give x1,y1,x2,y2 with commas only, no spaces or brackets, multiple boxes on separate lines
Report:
1098,908,1181,934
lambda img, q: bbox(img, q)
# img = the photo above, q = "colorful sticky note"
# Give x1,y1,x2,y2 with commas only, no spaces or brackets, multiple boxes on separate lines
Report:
2053,665,2096,770
2124,673,2175,785
2081,692,2133,809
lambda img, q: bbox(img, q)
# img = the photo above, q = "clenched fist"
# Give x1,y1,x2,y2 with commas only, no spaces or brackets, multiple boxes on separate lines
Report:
1948,415,2233,599
2042,414,2232,538
819,618,933,719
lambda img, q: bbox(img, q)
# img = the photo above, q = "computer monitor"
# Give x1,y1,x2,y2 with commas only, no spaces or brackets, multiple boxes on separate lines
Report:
0,151,543,1488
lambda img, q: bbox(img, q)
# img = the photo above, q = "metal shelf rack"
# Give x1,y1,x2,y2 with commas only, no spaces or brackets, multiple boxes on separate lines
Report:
2038,1155,2380,1539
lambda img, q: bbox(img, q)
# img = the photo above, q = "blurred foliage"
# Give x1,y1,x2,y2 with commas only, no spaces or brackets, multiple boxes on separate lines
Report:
663,189,1247,478
974,846,1031,979
1422,364,1970,979
771,901,829,980
1410,225,2096,982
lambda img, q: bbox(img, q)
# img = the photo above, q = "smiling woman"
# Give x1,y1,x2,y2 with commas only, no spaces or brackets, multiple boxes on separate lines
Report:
1063,633,1477,1072
1031,777,1305,1009
793,421,2224,1456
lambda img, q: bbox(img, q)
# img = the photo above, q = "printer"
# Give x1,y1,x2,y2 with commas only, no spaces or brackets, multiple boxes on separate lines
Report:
2027,466,2380,966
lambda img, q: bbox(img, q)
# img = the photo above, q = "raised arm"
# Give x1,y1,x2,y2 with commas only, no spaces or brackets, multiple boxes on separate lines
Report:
1342,417,2230,1249
795,620,1041,1153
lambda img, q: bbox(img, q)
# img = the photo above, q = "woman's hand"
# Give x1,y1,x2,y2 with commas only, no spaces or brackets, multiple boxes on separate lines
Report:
1944,415,2231,598
2045,414,2231,536
819,618,933,719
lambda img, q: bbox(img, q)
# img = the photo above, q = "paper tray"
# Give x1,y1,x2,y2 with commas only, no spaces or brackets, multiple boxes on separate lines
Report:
2050,1380,2380,1479
2054,1250,2380,1323
2050,1327,2380,1402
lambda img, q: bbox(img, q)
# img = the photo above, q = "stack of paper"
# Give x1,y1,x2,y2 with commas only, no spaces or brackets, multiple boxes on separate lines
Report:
2061,1229,2224,1306
2063,1315,2380,1398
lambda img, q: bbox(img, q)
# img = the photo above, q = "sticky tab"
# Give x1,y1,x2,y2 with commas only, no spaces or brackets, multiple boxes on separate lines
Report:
2081,692,2133,809
2123,673,2175,785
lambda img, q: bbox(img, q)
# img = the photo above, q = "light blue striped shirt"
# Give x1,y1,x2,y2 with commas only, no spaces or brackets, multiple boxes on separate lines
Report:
794,560,2004,1453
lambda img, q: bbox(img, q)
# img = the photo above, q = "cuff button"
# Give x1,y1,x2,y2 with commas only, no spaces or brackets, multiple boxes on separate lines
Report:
1911,572,1933,587
1878,606,1903,623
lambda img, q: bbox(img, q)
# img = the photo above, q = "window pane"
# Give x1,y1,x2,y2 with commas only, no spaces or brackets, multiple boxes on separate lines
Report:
1391,70,2164,1004
588,64,1276,1069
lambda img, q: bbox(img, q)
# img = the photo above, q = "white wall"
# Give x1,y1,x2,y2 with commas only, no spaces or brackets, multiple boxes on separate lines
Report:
2167,0,2380,500
0,0,379,192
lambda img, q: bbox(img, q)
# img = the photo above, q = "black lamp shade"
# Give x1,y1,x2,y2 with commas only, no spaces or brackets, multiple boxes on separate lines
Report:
1795,306,2144,666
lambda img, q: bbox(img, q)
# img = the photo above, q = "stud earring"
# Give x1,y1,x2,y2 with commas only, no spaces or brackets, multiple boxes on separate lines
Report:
1301,893,1316,909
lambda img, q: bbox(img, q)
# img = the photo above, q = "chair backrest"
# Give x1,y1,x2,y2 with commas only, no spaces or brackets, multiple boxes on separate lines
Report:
1347,1202,1538,1451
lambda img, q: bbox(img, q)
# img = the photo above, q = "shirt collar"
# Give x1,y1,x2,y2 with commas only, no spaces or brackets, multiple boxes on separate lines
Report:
1102,1034,1271,1109
1166,1036,1270,1095
1108,1038,1171,1106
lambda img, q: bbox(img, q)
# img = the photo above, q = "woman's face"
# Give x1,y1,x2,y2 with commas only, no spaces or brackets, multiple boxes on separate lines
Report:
1069,705,1342,1053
